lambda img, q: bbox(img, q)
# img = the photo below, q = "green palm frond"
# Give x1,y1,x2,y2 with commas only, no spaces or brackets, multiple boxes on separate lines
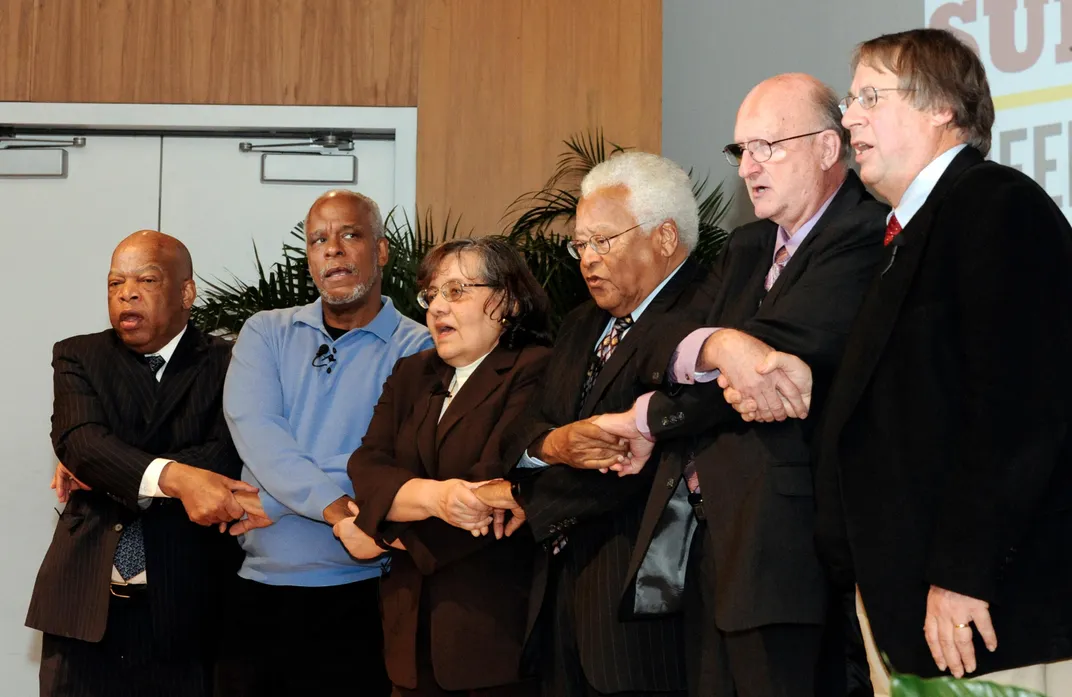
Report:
190,128,735,337
544,128,629,191
890,671,1047,696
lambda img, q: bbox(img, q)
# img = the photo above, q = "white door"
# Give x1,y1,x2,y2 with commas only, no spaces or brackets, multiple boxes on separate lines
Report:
0,135,161,693
159,136,398,290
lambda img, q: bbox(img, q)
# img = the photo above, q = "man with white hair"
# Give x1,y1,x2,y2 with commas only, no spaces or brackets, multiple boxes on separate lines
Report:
586,74,889,696
214,190,432,696
474,151,712,696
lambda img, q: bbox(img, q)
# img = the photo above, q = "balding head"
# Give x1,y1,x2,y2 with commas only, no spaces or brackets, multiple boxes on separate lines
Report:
305,190,385,241
108,230,196,353
733,73,849,233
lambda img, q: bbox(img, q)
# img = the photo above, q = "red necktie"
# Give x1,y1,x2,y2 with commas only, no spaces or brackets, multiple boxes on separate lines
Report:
884,214,902,247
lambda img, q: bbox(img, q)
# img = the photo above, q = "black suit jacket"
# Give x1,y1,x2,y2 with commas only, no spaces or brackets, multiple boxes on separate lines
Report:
349,344,549,691
622,170,886,632
25,324,242,656
504,256,712,695
817,147,1072,676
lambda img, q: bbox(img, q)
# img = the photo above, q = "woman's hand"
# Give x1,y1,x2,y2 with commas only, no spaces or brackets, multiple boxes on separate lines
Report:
433,479,494,535
332,501,388,560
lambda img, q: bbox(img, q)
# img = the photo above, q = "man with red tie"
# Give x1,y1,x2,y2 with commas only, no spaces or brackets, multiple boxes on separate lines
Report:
813,28,1072,690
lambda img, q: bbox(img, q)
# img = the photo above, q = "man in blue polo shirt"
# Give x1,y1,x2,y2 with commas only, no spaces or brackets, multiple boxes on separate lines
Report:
215,190,432,697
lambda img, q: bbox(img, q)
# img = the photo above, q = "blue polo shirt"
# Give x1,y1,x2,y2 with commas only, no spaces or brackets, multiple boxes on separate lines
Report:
224,296,433,586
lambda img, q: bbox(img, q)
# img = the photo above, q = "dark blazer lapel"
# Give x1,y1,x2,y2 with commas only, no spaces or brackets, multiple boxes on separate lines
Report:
568,305,614,419
145,325,206,437
763,170,868,307
108,333,158,437
415,360,451,478
826,147,983,432
579,257,702,418
437,345,519,452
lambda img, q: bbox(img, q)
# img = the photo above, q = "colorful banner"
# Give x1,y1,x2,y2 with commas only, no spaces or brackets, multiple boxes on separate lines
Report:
927,0,1072,221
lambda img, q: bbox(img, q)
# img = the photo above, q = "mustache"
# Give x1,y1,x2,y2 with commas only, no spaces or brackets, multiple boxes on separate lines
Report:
319,263,357,280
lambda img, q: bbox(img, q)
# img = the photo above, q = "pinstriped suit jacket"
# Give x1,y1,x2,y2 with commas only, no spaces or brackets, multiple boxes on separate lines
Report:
504,257,712,694
25,324,242,656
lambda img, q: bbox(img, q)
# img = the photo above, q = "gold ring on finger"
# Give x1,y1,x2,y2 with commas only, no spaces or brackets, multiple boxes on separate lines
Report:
953,623,970,629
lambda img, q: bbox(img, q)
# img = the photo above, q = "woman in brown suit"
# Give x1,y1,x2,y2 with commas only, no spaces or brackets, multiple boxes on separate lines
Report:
339,238,551,697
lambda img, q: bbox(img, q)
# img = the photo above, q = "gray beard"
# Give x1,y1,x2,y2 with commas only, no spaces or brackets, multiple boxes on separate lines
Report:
319,265,381,306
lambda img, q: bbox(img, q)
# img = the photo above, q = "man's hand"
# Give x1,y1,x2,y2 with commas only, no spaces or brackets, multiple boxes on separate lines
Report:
539,421,628,470
333,502,388,560
700,329,810,422
158,462,258,526
716,348,812,423
51,462,92,504
227,490,274,536
474,481,527,540
923,585,998,678
323,495,357,526
432,479,494,535
592,407,655,477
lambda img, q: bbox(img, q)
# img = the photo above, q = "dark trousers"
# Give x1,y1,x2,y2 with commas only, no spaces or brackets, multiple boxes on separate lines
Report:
40,590,209,697
214,575,391,697
542,558,685,697
684,522,823,697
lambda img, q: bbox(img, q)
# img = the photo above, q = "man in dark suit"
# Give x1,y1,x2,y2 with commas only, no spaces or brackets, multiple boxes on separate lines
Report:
808,28,1072,688
474,151,714,697
27,230,254,697
589,74,885,697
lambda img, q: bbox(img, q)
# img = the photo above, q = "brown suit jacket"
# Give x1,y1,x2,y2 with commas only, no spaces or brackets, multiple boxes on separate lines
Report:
348,343,550,691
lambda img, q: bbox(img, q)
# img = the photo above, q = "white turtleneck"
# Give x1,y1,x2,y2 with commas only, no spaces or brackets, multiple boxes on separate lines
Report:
438,350,492,421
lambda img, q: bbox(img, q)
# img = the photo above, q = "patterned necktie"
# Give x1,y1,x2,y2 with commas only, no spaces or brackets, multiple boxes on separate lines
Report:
764,244,790,291
580,316,633,405
884,213,902,246
145,354,165,377
113,354,163,581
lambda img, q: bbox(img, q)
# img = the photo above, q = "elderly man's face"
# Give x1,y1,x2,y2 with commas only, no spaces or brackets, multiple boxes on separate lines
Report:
306,196,388,307
734,86,830,231
573,185,666,318
108,235,193,354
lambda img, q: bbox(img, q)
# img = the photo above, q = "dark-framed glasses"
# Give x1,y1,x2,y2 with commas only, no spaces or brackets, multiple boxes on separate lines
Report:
416,280,494,309
567,221,650,260
838,86,916,114
723,129,828,166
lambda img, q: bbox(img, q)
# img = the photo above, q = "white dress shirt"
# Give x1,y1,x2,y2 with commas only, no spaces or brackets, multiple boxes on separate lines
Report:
438,350,491,421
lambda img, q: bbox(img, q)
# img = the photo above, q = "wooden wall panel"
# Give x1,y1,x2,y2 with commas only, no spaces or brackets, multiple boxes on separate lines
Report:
416,0,662,236
16,0,420,105
0,0,37,101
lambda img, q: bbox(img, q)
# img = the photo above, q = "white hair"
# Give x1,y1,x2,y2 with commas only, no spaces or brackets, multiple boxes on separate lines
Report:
580,151,699,251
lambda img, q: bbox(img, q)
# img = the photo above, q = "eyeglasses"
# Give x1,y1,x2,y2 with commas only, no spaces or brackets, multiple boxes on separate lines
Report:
567,221,649,260
838,86,916,114
722,130,828,166
416,280,494,309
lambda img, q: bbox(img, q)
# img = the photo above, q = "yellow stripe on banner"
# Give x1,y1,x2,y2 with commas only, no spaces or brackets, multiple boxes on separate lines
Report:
994,83,1072,111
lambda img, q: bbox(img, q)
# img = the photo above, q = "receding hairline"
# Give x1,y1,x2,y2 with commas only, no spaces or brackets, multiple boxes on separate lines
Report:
112,230,193,280
304,190,379,232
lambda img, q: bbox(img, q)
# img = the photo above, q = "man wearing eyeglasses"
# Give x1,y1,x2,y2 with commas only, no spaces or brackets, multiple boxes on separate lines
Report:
214,190,432,697
575,73,889,697
473,151,721,697
805,28,1072,691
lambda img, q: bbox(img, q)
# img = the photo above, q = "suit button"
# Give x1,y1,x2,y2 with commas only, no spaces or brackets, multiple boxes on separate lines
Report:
665,478,675,490
661,418,670,427
114,523,123,532
651,371,661,381
676,412,684,420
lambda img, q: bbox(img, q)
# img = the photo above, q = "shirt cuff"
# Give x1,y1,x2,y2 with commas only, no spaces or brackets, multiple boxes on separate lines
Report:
670,328,722,384
517,450,551,469
634,393,654,441
139,458,173,499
